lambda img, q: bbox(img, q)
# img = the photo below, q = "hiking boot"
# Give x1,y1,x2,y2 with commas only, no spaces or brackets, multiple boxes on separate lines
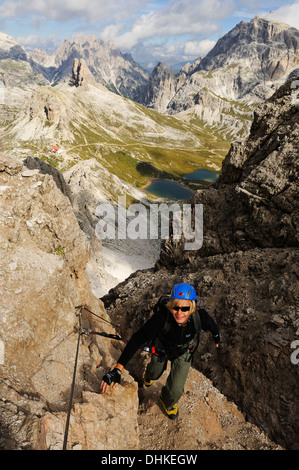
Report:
143,374,154,387
160,397,179,420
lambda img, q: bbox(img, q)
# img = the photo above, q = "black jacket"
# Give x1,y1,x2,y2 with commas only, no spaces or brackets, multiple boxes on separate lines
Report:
118,300,220,367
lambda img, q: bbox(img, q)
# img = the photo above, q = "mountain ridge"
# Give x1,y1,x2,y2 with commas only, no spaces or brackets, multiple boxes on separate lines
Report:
197,16,299,77
134,17,299,138
0,31,149,97
1,16,298,140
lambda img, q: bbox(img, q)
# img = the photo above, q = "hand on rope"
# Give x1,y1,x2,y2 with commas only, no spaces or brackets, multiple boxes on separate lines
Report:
75,306,127,394
64,306,124,449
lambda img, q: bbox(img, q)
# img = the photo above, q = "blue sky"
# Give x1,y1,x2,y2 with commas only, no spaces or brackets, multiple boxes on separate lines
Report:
0,0,298,68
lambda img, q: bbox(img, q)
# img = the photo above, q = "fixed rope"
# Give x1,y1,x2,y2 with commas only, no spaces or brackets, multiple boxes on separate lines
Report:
79,326,125,342
62,308,82,451
77,305,120,328
62,305,125,451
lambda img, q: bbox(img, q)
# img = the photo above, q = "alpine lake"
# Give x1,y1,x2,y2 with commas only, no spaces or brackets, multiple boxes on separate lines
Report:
137,162,220,201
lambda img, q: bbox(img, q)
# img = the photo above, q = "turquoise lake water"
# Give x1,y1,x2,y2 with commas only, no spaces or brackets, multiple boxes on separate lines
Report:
145,168,219,200
145,179,194,200
183,169,219,182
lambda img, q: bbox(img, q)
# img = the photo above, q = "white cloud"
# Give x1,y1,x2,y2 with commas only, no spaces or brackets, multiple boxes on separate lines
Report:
184,39,216,57
109,0,235,50
16,34,61,51
4,0,298,72
0,0,147,23
265,1,299,29
100,24,124,43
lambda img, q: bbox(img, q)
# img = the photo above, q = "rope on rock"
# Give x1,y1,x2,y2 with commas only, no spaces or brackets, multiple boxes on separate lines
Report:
62,305,125,451
79,326,125,342
77,304,120,328
63,307,82,451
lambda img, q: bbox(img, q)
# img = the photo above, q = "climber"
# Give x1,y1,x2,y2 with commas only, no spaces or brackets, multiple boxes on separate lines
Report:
100,283,220,420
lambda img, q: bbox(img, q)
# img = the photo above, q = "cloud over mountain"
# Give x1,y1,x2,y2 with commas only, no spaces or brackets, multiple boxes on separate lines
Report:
1,0,299,69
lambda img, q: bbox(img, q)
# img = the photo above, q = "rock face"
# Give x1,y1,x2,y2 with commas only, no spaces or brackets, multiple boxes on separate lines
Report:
102,77,299,450
69,58,98,88
197,16,299,81
44,35,149,97
135,17,299,138
27,87,66,125
133,62,185,113
0,153,139,450
0,152,282,451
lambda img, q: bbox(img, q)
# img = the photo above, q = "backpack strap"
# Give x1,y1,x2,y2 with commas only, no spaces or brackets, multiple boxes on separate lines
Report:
193,309,201,333
188,309,201,360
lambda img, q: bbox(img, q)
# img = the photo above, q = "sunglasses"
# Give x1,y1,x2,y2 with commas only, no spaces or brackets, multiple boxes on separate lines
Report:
172,306,191,312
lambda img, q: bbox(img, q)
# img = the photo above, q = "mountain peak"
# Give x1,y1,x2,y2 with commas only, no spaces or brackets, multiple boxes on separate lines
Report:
153,61,173,73
197,16,299,80
251,14,298,30
69,58,98,88
0,32,28,60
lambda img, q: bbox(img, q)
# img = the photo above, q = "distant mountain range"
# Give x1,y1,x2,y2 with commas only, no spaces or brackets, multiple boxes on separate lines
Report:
0,32,229,204
134,17,299,136
0,17,299,168
1,16,298,140
0,32,149,97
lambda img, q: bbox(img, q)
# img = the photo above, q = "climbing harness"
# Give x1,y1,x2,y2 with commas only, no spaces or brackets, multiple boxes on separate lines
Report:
140,345,159,356
62,305,125,451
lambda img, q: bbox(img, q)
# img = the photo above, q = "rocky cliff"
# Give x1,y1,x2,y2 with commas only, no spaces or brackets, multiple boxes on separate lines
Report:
35,35,150,98
0,152,282,451
102,77,299,449
197,16,299,81
0,153,139,450
133,61,186,113
0,32,149,98
135,17,299,139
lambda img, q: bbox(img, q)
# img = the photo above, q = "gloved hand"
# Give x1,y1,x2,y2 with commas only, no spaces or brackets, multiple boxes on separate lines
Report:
100,368,121,393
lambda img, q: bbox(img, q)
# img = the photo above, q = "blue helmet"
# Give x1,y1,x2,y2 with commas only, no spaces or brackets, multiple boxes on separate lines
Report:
170,283,197,301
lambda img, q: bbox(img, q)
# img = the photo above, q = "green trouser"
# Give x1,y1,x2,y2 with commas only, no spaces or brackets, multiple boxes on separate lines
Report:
145,349,192,410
